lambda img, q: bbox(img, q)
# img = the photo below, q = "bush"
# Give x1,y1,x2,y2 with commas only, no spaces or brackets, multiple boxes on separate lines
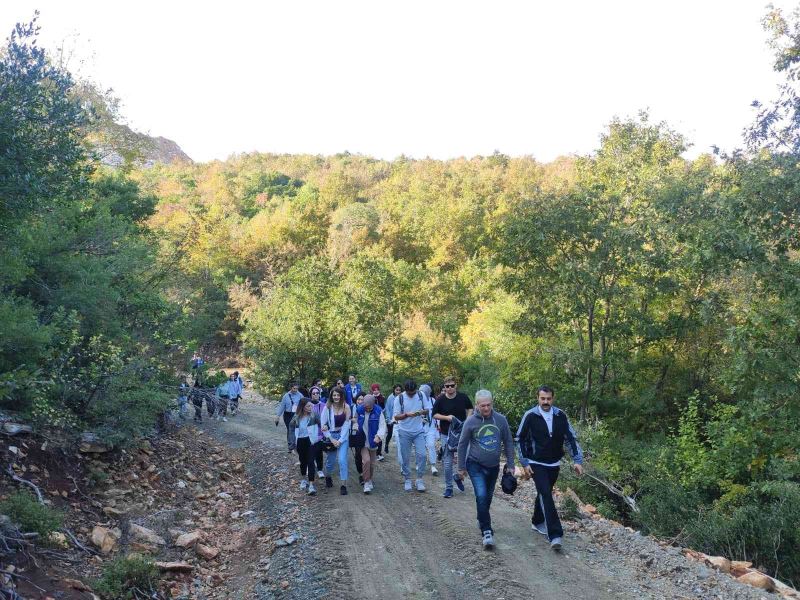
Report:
0,490,63,538
95,555,160,599
635,477,703,538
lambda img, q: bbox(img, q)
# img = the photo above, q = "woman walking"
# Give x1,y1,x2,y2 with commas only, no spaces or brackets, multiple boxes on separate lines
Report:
290,398,321,495
321,387,352,495
384,384,402,456
355,395,387,494
309,386,326,478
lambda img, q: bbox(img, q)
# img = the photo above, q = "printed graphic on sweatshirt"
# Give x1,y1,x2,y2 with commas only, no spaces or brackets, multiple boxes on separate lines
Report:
473,423,500,452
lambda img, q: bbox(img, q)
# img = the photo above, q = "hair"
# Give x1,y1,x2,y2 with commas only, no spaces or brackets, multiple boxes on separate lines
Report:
443,375,457,385
330,386,346,410
363,394,375,407
310,386,322,395
475,389,493,404
537,385,554,396
233,371,239,376
393,383,402,393
355,391,366,404
289,381,298,388
403,379,418,394
295,397,311,416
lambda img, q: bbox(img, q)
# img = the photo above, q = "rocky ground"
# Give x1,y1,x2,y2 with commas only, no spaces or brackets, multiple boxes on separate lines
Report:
0,389,796,599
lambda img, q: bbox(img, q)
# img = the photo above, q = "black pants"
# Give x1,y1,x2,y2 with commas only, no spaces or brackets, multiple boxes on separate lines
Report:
230,395,240,412
314,441,324,473
283,411,295,450
531,465,562,540
384,423,394,452
296,438,317,481
192,395,203,421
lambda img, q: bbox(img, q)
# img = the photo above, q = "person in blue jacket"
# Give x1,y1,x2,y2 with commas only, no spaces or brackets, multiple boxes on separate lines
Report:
354,394,387,494
344,374,362,406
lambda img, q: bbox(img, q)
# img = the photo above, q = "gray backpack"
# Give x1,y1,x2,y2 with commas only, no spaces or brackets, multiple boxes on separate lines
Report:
446,417,463,452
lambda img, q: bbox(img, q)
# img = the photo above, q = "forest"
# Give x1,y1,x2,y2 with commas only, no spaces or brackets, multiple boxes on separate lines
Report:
1,8,799,587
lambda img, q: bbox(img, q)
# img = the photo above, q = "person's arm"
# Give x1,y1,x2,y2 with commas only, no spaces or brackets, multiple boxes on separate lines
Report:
465,397,474,419
457,418,474,473
516,412,534,473
564,414,584,474
501,416,516,467
432,397,451,422
275,394,287,418
375,411,387,443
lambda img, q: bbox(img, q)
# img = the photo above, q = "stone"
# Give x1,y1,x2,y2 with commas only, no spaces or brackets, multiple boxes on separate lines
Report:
175,530,203,548
63,578,92,592
47,531,69,549
196,544,219,560
103,506,127,518
79,432,111,453
217,492,232,500
2,423,32,436
129,523,166,546
177,480,187,489
91,526,120,554
737,571,776,592
704,555,731,573
230,511,240,519
275,534,297,547
155,562,194,573
583,504,598,514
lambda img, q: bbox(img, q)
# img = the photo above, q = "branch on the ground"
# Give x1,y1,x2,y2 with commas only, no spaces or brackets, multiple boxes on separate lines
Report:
63,527,99,555
4,465,45,505
584,470,639,513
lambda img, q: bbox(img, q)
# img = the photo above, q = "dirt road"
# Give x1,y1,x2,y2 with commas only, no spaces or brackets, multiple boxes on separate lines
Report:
200,394,774,600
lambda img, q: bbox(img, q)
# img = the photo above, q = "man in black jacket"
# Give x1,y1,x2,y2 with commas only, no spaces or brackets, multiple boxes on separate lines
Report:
516,385,584,551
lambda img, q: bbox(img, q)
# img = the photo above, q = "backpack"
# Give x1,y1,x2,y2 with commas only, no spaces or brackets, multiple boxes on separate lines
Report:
399,392,429,423
446,417,463,453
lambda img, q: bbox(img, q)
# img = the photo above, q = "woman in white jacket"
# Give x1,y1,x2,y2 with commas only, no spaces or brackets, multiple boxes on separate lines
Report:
419,384,439,476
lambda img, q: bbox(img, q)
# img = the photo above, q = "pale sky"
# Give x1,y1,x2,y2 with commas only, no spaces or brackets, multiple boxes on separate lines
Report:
1,1,794,163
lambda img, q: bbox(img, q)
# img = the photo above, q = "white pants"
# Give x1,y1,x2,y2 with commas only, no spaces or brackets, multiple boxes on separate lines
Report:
425,425,438,464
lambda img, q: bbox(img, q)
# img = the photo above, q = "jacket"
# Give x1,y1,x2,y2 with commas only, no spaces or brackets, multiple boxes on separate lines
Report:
345,383,362,406
516,406,583,467
356,405,387,450
275,390,303,416
457,410,516,470
290,412,321,443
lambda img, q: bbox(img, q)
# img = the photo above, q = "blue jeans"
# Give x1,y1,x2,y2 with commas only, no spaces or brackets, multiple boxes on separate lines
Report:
398,429,427,480
325,434,349,483
466,460,500,533
441,435,454,490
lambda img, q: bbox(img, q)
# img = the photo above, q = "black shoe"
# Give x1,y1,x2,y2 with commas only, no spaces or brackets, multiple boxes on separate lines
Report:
437,448,444,462
358,475,364,485
325,477,333,488
340,485,348,495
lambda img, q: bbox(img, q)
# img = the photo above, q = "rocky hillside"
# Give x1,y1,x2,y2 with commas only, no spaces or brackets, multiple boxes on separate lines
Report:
93,123,192,169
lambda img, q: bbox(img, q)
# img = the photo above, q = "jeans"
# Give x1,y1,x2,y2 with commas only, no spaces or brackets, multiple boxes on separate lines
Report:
425,425,438,464
282,411,294,450
531,465,562,540
466,460,500,533
441,435,454,490
398,429,427,480
324,433,349,483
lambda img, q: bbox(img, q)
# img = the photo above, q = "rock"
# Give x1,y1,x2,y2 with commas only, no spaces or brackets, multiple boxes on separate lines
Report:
275,534,297,547
177,480,187,489
696,566,712,580
280,581,289,590
8,446,18,454
704,555,732,573
731,560,753,569
217,492,232,500
47,531,69,549
230,511,240,519
103,506,127,518
63,578,92,592
175,530,203,548
91,526,120,554
241,511,254,517
2,423,32,436
129,523,166,546
737,571,776,592
583,504,598,514
196,544,219,560
79,432,111,453
155,562,194,573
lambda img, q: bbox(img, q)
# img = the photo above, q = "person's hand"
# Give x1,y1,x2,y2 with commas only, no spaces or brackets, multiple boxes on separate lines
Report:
394,413,406,421
524,465,534,479
457,469,466,480
374,435,381,444
514,466,526,479
274,418,279,426
333,439,341,448
573,463,584,476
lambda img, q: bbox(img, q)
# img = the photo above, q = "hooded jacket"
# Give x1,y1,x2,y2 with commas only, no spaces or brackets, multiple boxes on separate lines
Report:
516,405,583,467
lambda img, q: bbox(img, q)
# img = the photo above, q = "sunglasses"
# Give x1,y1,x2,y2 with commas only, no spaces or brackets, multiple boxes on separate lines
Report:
444,384,456,388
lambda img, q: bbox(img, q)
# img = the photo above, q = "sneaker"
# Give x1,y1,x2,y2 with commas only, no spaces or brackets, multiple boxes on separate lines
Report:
443,488,453,498
307,483,317,496
299,479,308,491
416,479,426,492
317,471,325,479
532,522,548,536
482,530,495,550
287,448,293,453
437,448,444,462
454,473,465,492
550,537,562,552
340,485,348,496
431,466,439,476
363,483,370,495
222,417,228,422
367,481,374,493
325,476,333,488
404,479,413,492
377,455,385,462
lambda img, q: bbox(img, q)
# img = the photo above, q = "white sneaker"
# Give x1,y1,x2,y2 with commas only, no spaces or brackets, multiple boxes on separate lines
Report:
367,481,374,492
307,483,316,496
482,530,495,550
550,537,562,551
222,417,228,422
299,479,308,490
377,455,385,462
431,466,439,476
363,483,370,495
416,479,426,492
404,479,412,492
317,470,325,479
532,522,548,536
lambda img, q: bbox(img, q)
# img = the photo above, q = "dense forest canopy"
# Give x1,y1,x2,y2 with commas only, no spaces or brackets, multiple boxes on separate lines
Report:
2,7,800,586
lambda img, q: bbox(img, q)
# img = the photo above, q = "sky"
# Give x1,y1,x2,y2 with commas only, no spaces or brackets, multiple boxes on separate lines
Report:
1,1,796,163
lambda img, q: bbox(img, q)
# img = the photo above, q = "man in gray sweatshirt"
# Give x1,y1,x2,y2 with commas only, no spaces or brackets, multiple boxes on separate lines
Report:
457,389,516,550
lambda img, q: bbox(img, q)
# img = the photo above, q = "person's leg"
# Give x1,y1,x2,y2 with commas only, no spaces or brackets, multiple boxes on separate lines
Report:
398,430,412,480
532,465,563,540
325,447,335,476
283,412,294,450
413,430,427,479
368,449,377,481
466,461,491,532
353,445,363,474
220,396,228,417
483,464,500,531
441,435,453,490
360,448,372,483
385,423,394,451
314,442,325,474
426,427,438,464
336,439,349,483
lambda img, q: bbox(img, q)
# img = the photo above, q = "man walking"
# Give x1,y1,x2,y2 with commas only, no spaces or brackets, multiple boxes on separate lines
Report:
275,382,303,451
393,379,432,492
457,390,515,550
516,385,584,552
433,376,473,498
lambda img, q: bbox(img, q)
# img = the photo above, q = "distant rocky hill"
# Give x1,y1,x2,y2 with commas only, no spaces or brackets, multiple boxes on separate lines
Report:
93,123,192,168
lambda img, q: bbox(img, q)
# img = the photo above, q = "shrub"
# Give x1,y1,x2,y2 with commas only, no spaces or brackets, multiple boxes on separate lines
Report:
635,477,703,538
0,490,63,538
94,555,160,599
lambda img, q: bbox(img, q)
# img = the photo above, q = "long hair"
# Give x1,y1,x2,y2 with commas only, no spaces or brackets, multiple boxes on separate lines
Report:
295,397,311,416
329,386,347,411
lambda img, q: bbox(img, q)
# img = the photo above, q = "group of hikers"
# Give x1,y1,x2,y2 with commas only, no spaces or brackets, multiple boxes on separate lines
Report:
177,353,244,422
272,374,585,551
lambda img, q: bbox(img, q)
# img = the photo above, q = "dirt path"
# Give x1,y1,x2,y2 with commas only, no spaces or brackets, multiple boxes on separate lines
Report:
196,392,777,600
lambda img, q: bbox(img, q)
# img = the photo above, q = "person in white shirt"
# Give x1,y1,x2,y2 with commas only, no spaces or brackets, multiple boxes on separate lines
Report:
393,379,432,492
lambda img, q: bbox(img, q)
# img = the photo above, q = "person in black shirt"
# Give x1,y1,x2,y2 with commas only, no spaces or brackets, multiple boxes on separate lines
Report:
433,376,473,497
